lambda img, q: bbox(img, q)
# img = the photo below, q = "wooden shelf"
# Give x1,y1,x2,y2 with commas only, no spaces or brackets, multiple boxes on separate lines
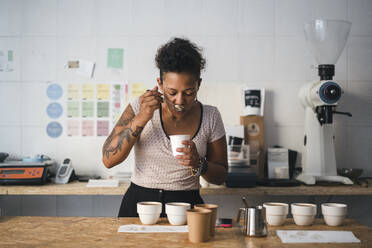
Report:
1,181,372,196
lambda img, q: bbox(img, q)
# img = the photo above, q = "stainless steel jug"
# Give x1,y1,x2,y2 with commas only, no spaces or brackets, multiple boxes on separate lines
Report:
236,205,267,237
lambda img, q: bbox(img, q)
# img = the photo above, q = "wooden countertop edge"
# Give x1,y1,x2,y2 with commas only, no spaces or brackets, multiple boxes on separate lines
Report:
1,180,372,196
0,217,371,248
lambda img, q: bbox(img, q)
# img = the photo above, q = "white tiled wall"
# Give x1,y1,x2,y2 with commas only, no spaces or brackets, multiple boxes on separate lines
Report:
1,0,372,178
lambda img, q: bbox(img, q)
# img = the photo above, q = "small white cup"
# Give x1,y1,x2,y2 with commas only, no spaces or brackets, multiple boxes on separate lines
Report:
166,202,191,225
170,135,190,156
322,203,347,226
291,203,317,226
263,202,289,226
137,201,162,225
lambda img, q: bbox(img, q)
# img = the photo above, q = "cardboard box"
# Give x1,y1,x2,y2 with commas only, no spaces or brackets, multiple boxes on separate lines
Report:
240,116,264,178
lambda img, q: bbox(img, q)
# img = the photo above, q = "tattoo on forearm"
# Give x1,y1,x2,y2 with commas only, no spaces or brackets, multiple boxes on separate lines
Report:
103,126,144,158
132,126,143,137
103,127,131,158
117,106,134,126
117,118,132,127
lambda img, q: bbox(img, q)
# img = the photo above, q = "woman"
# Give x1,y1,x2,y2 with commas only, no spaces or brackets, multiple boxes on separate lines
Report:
102,37,227,217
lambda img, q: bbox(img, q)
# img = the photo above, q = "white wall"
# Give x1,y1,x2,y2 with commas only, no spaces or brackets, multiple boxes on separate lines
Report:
1,0,372,177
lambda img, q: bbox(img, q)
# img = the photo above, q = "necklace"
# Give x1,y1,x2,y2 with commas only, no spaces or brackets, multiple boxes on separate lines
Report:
166,103,181,127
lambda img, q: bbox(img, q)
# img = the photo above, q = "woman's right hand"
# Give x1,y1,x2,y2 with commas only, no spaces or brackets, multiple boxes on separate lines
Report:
137,86,163,123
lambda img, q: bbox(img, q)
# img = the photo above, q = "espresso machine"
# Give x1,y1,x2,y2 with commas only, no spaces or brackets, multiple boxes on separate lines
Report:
296,19,353,185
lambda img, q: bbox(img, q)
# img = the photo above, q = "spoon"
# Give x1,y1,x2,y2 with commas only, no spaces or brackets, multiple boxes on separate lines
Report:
163,95,185,112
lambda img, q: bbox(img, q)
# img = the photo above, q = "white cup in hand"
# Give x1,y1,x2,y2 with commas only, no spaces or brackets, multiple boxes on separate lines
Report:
170,135,190,157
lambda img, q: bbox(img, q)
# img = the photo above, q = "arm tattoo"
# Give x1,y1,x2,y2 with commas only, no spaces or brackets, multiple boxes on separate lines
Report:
117,106,134,126
132,126,143,137
103,127,132,158
117,118,132,127
103,125,144,158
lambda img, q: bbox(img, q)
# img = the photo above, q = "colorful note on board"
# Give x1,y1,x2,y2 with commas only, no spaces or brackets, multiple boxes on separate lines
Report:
97,84,110,100
82,101,94,118
67,101,80,118
82,83,95,100
67,120,79,136
67,84,80,100
130,82,146,100
97,120,109,136
82,120,94,136
97,102,109,118
107,48,124,69
0,50,14,72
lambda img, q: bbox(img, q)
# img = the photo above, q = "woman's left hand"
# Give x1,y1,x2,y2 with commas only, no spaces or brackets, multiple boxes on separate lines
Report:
175,140,199,169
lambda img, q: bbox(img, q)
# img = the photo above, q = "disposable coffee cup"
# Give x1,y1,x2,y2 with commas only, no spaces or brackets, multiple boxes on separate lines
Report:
170,135,190,157
194,204,218,237
186,208,212,243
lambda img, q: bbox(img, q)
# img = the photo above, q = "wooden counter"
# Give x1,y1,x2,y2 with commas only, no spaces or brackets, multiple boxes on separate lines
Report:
1,181,372,196
1,217,371,247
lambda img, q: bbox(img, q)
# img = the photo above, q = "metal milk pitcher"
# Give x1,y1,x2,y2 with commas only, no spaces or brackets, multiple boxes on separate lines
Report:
236,205,267,237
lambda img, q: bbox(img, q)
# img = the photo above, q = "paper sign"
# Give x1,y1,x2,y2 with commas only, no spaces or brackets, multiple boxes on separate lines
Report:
76,59,95,78
82,83,94,100
82,101,94,118
118,225,188,233
47,83,63,100
130,82,146,100
67,120,79,136
112,84,123,123
87,179,119,187
125,84,129,104
97,102,109,118
112,84,122,102
276,230,360,243
0,50,14,72
82,120,94,136
97,84,110,100
47,102,63,119
67,101,80,118
112,84,124,124
97,120,109,136
67,84,80,100
46,121,63,138
107,48,124,69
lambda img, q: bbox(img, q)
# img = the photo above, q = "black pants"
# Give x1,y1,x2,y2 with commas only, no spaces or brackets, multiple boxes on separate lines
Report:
118,182,204,217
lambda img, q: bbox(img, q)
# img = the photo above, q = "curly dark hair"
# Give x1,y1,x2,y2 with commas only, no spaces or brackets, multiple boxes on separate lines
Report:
155,37,206,82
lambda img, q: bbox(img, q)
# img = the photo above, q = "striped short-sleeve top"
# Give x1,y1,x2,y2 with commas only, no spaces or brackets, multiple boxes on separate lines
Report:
129,96,225,190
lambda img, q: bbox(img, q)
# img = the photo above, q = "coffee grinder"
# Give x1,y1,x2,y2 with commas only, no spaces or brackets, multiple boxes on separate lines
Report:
296,19,353,185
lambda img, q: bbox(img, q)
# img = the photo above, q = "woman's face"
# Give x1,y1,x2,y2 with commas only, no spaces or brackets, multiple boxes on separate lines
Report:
157,72,200,117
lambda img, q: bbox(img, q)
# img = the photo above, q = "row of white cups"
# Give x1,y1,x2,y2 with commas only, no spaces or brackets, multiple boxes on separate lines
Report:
137,201,191,225
137,201,217,243
264,202,348,226
136,201,348,227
